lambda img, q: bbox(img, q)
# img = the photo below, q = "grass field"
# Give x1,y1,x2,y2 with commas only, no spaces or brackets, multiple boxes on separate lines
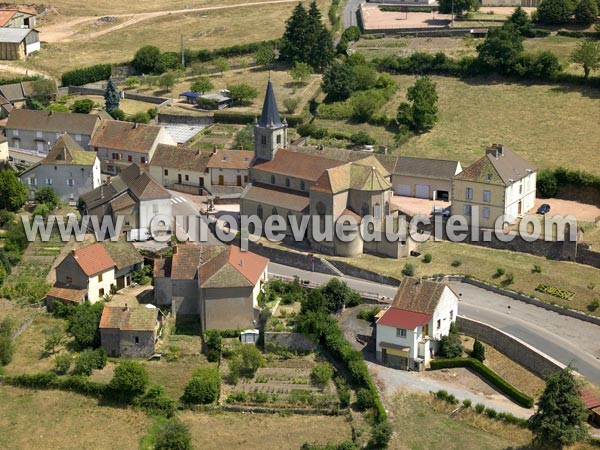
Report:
524,36,582,74
331,240,600,315
62,95,158,115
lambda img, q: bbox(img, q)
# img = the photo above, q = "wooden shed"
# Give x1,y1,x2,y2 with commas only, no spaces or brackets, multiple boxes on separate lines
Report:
0,28,39,60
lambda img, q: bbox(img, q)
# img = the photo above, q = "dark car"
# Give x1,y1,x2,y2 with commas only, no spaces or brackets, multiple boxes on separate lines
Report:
537,204,551,215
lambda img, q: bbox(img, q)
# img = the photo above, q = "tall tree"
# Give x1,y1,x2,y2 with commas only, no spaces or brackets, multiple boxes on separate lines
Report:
0,170,27,212
104,78,120,113
575,0,599,23
190,76,213,94
290,61,313,85
306,1,334,70
255,44,276,69
321,62,355,101
571,39,600,78
529,366,588,449
132,45,161,74
438,0,477,14
537,0,576,24
477,24,524,74
280,3,310,65
397,76,439,133
507,6,533,36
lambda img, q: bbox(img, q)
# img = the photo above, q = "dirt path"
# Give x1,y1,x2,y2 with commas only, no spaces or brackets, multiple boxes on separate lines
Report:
40,0,302,43
0,63,52,79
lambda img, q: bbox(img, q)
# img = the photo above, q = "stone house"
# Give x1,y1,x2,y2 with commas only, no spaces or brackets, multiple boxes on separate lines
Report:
375,277,459,370
5,109,103,153
206,148,253,192
101,239,144,290
149,144,212,194
90,120,176,174
153,243,269,330
19,134,101,203
99,304,160,357
79,163,173,236
452,144,537,228
392,156,462,201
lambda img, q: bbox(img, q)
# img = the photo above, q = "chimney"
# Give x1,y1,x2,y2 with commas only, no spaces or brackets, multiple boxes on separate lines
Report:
172,244,178,255
212,146,218,155
134,122,139,129
240,259,244,267
497,144,504,156
124,303,128,311
71,249,76,256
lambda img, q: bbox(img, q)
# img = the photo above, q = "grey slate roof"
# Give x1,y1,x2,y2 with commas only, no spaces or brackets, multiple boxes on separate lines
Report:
258,79,282,128
393,156,461,181
0,27,35,43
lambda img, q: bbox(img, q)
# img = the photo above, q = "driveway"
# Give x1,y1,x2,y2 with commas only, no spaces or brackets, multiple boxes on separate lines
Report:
532,198,600,223
391,196,450,217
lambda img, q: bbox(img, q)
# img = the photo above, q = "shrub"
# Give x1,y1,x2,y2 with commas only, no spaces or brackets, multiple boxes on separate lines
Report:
283,97,300,114
451,259,462,267
368,420,393,449
356,387,375,410
34,186,60,209
108,360,149,402
7,371,58,388
485,407,498,418
495,267,506,277
532,264,542,274
423,253,432,263
135,385,177,417
311,362,334,387
463,398,472,408
588,299,600,312
434,389,459,404
334,376,350,408
535,284,575,300
61,64,112,86
471,339,486,362
402,263,415,276
154,417,192,450
181,366,220,404
54,353,72,375
0,318,15,365
475,402,486,413
110,108,125,120
349,131,375,146
357,307,381,322
430,358,534,408
73,348,107,376
504,272,515,285
438,333,463,359
70,98,95,114
214,110,304,127
204,329,222,362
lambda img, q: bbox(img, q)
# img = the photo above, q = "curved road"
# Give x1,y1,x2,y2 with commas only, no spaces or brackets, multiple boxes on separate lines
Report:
269,262,600,386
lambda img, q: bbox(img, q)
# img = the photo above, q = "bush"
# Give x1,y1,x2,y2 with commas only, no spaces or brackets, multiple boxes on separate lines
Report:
73,348,107,376
588,299,600,312
70,98,95,114
154,417,192,450
110,108,126,120
485,407,498,418
402,263,415,276
61,64,112,86
430,358,534,408
135,384,177,417
214,110,304,127
181,366,220,404
283,97,300,114
108,360,149,402
6,371,58,388
434,389,459,404
311,362,334,387
463,398,472,408
451,259,462,267
34,186,60,209
54,353,72,375
357,307,381,322
349,131,375,146
423,253,432,263
438,333,463,359
0,318,15,365
533,264,542,274
471,339,486,362
504,272,515,285
495,267,506,277
356,387,375,410
475,402,486,413
334,376,350,408
368,420,393,449
537,0,575,24
32,203,51,220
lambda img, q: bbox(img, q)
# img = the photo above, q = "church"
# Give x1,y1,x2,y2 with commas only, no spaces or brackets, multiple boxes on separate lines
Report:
240,80,415,258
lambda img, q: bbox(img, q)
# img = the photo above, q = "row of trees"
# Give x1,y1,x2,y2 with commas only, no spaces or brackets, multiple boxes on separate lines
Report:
537,0,599,24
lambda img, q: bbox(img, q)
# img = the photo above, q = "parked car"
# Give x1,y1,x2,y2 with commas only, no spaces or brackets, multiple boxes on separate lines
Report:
537,204,551,215
128,228,152,242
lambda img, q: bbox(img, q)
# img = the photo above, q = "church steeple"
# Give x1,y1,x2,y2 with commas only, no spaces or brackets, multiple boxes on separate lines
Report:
254,79,287,161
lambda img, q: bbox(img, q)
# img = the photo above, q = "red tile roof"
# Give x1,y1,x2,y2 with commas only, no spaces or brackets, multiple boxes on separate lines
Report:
376,307,431,330
206,149,253,169
252,149,343,182
228,245,269,285
46,284,87,304
90,120,162,154
581,388,600,410
99,305,158,331
71,242,115,276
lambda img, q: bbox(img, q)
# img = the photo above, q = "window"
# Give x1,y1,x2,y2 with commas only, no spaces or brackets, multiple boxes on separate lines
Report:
66,276,72,283
45,178,52,185
482,207,490,219
66,179,74,186
300,180,305,191
483,190,491,202
153,204,159,214
257,204,263,219
141,157,147,164
164,169,168,176
276,135,281,144
36,131,43,138
270,175,275,184
185,174,189,181
127,155,133,162
437,319,441,329
26,177,31,185
261,136,267,145
396,328,407,338
466,187,473,200
98,273,103,282
13,129,18,137
373,203,381,219
112,152,119,160
384,201,390,216
99,288,104,297
285,177,290,187
519,184,522,194
449,310,453,321
463,204,472,216
75,134,82,142
135,336,140,344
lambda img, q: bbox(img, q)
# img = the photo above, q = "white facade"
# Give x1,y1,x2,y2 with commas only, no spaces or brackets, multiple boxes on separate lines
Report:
138,197,173,232
87,269,116,303
504,171,537,223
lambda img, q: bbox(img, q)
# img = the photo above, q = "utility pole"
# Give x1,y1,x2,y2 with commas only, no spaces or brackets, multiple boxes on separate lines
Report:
451,0,454,27
180,34,185,67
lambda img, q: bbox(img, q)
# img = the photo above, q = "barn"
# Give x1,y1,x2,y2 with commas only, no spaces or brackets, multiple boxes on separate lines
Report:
392,156,462,201
0,28,39,60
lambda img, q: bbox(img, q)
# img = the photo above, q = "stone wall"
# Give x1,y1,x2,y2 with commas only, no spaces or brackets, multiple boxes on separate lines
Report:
457,316,564,380
327,259,401,287
264,332,317,352
247,242,339,276
158,113,214,126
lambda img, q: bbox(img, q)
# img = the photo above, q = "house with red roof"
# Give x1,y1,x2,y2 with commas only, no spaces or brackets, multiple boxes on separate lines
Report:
153,243,269,330
375,277,459,371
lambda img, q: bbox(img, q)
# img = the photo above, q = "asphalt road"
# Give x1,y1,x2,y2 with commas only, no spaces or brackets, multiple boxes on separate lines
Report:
343,0,364,28
269,263,600,386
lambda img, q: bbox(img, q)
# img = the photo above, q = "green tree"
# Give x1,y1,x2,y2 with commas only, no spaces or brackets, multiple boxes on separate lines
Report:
0,170,27,212
477,24,524,73
34,186,60,209
129,111,151,124
157,51,183,73
537,0,576,24
369,421,393,449
70,98,95,114
306,0,334,70
155,417,192,450
280,3,311,64
27,78,56,107
54,352,71,375
350,90,383,122
234,124,254,150
320,278,361,313
575,0,598,23
255,44,276,68
322,62,355,101
32,203,51,220
311,362,334,387
397,76,439,133
132,45,161,74
190,76,213,94
67,302,104,350
73,348,107,376
350,131,375,146
109,360,149,401
158,72,177,92
104,78,120,113
237,344,264,377
44,326,66,354
283,97,300,114
213,57,230,76
571,39,600,78
290,61,313,85
507,6,533,36
110,108,126,121
181,366,220,404
537,170,558,197
471,339,486,362
438,323,463,358
438,0,478,14
529,366,588,448
124,77,140,89
352,64,378,91
0,318,15,365
227,83,258,105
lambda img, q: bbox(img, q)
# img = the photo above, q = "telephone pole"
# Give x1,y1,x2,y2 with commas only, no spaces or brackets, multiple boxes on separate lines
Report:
181,34,185,67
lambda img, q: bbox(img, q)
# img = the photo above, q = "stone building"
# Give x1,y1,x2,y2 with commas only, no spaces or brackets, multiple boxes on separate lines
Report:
99,304,160,357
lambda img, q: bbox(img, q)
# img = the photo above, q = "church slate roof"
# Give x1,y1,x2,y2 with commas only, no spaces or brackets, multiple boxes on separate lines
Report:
257,79,282,128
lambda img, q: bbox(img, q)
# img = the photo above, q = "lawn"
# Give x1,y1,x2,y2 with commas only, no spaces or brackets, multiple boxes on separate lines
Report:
61,95,158,115
23,0,332,77
0,386,152,450
524,36,582,74
180,410,353,449
330,240,600,315
354,36,480,60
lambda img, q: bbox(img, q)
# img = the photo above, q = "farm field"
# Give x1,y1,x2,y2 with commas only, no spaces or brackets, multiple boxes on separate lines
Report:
22,0,333,77
330,240,600,315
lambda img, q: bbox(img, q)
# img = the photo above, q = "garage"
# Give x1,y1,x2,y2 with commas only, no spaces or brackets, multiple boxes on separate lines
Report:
395,184,411,196
415,184,430,199
434,190,450,201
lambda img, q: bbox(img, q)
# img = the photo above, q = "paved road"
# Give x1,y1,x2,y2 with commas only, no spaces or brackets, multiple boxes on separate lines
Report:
268,263,600,386
343,0,364,28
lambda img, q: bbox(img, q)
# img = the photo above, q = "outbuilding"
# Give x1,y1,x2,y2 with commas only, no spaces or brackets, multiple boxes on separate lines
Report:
0,28,39,60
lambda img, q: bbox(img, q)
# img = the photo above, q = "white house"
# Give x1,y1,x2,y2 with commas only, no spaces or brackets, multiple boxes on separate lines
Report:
376,277,459,371
149,144,212,193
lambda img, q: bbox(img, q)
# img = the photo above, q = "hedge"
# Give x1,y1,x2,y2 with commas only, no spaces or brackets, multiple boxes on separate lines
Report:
192,39,282,63
537,166,600,197
61,64,112,87
557,30,599,38
430,358,534,408
213,110,305,127
5,372,107,398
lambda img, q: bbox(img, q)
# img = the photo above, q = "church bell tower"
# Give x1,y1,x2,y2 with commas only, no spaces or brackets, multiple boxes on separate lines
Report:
254,79,287,161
